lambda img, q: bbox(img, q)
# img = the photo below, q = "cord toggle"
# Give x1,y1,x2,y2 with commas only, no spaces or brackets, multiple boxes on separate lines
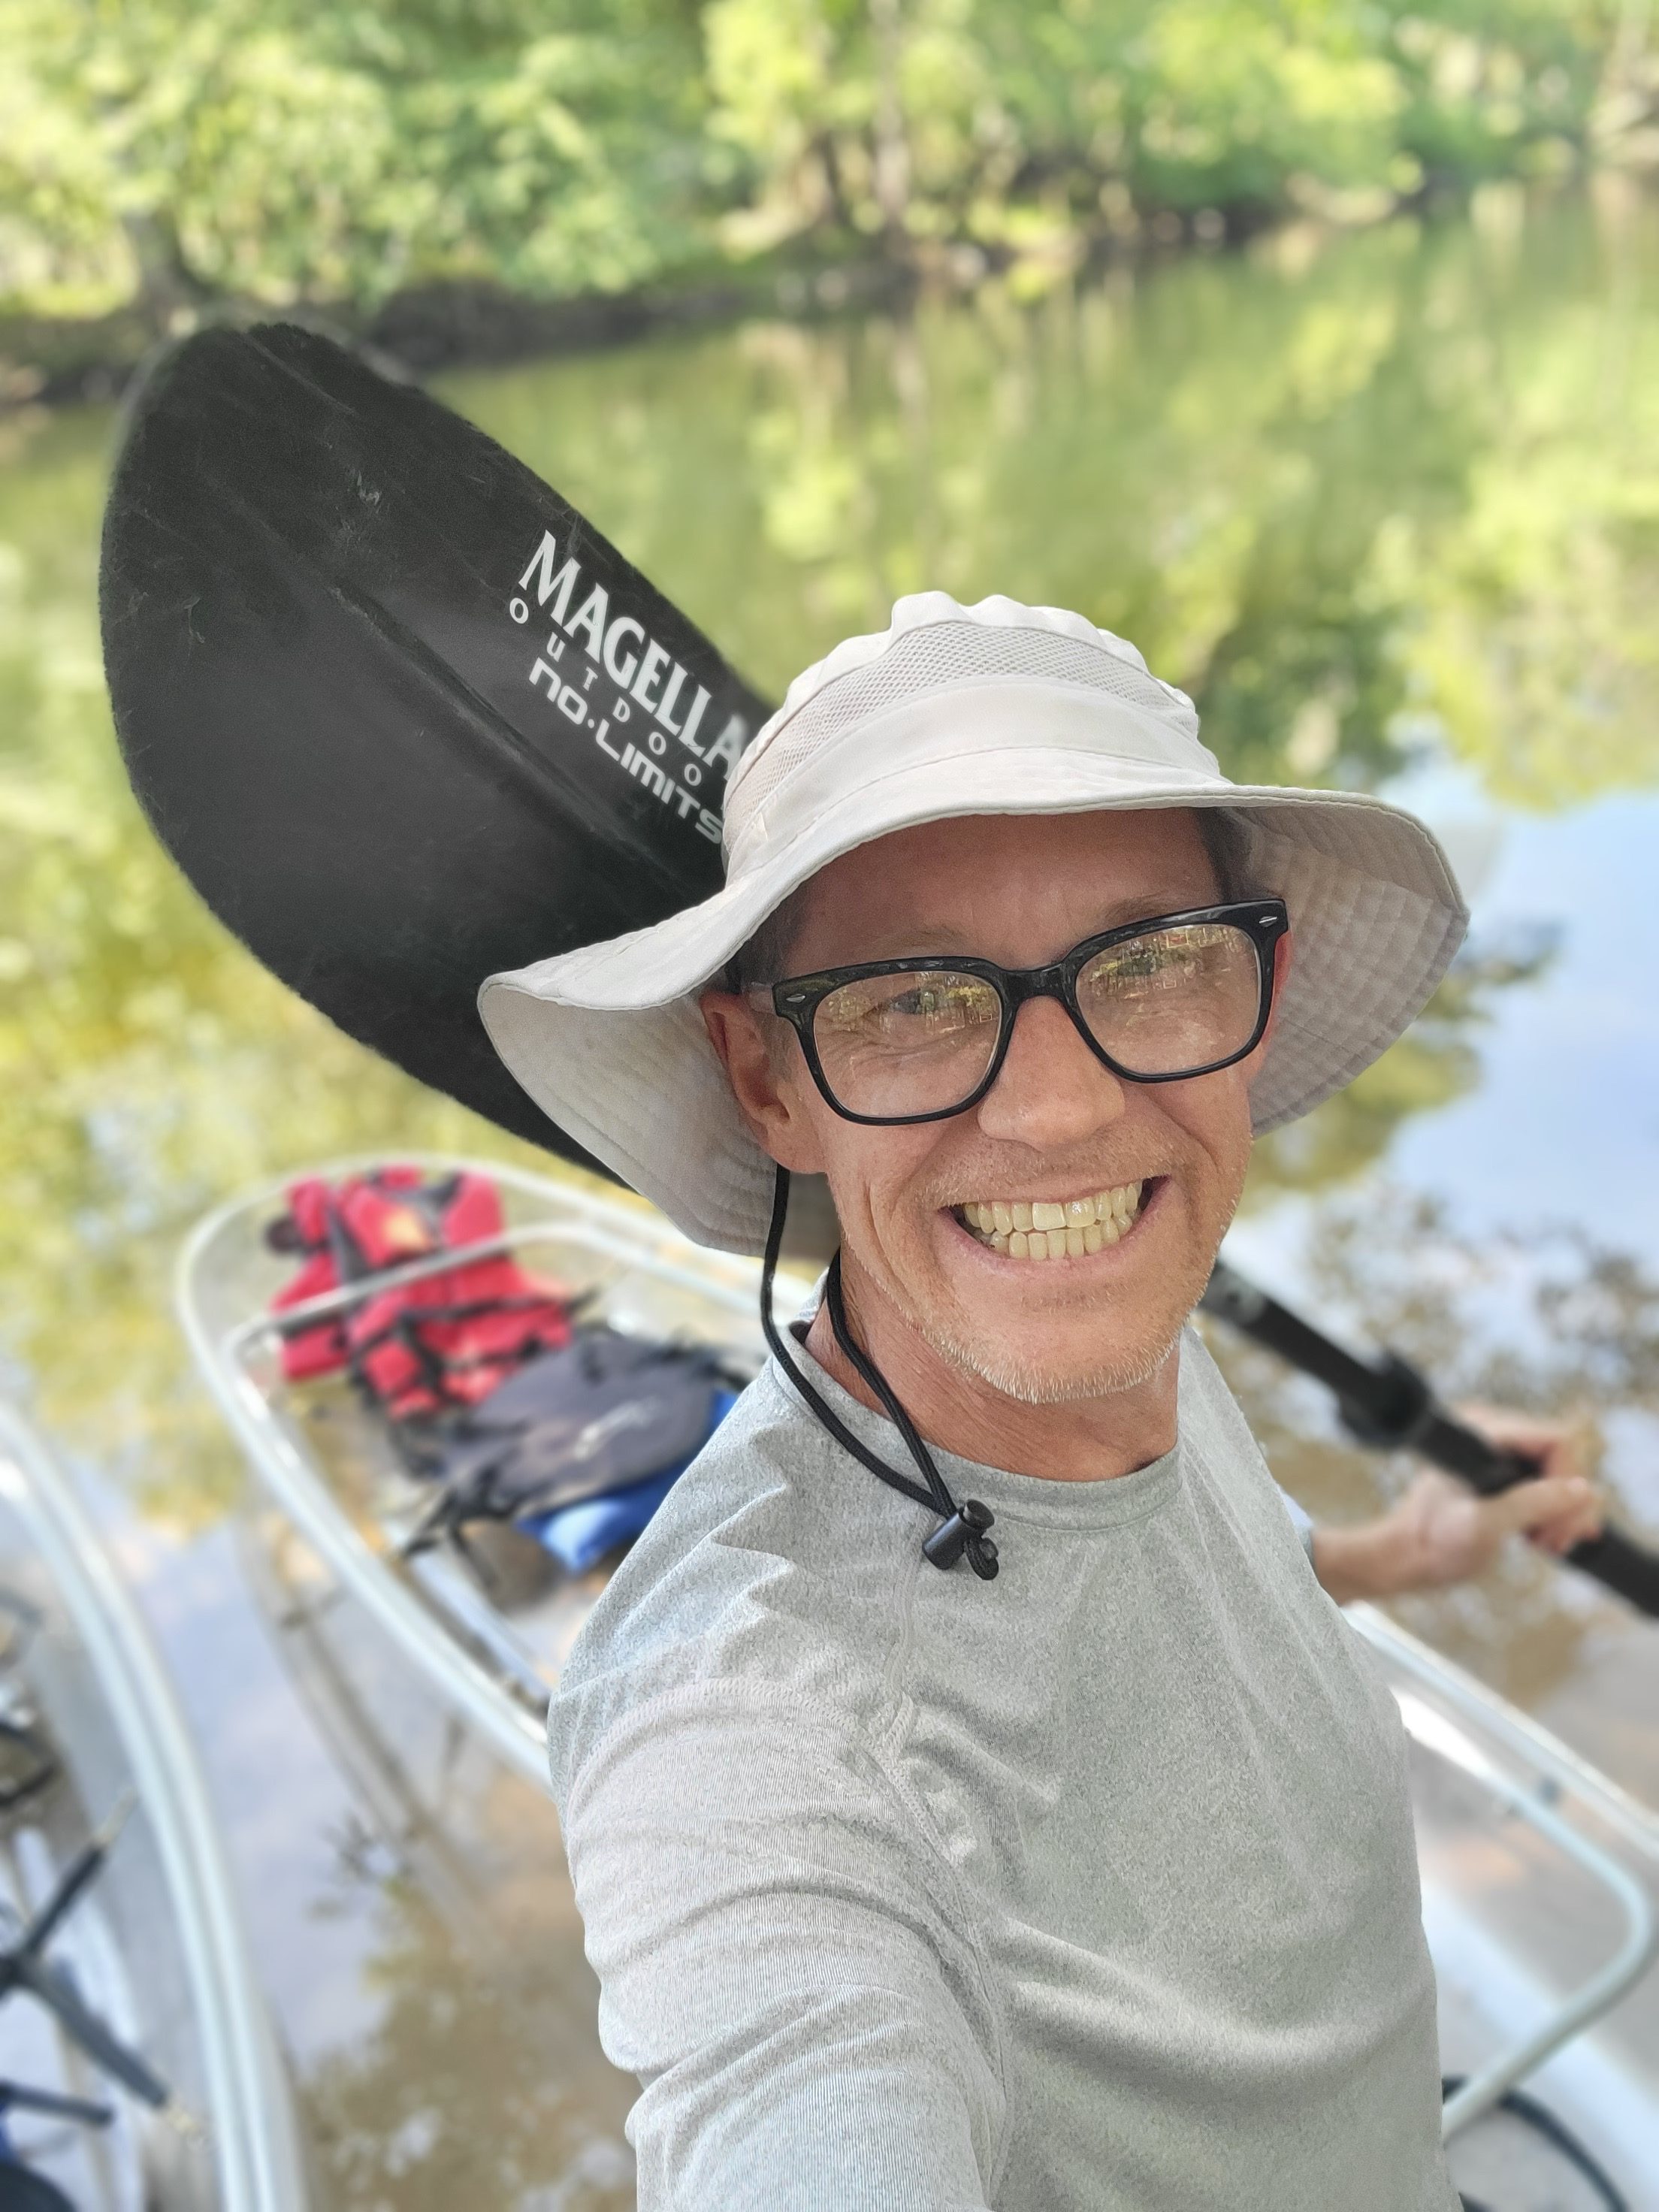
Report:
923,1498,999,1579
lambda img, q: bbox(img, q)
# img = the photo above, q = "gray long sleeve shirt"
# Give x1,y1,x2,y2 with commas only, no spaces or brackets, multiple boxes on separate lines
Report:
546,1332,1458,2210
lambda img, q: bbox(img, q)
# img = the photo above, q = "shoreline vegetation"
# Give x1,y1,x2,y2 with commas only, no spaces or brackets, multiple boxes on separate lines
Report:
5,1,1659,406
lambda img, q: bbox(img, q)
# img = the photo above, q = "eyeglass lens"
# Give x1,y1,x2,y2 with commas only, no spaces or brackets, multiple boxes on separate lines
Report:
810,921,1265,1120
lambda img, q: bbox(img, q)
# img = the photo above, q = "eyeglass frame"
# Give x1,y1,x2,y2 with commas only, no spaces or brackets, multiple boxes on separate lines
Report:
764,897,1290,1126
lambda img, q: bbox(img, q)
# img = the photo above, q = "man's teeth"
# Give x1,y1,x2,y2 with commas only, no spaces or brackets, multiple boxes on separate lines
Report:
958,1184,1146,1260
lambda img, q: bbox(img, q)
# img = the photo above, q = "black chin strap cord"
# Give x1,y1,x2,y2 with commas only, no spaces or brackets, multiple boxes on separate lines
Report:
759,1168,999,1580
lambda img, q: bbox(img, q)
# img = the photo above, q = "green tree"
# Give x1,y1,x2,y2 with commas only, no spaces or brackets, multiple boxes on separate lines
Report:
703,0,1638,267
2,1,1651,327
0,0,706,322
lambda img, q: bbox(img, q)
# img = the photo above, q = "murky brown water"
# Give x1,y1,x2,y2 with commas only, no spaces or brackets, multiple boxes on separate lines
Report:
4,184,1658,2202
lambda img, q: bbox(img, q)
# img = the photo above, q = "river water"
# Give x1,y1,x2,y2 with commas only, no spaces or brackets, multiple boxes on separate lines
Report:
2,185,1657,2204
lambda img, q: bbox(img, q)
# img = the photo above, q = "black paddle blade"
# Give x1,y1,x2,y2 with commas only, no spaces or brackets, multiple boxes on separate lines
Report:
99,322,773,1162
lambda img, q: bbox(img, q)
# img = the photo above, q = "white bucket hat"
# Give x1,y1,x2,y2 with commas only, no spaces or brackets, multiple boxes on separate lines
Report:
479,593,1467,1256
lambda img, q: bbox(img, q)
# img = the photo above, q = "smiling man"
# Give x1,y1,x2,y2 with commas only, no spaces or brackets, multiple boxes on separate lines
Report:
479,595,1600,2212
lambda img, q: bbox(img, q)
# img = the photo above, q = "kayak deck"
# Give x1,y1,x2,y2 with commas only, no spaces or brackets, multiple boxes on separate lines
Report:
182,1156,775,1784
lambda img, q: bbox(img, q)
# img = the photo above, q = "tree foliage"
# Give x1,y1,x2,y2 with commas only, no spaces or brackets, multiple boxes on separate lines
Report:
1,0,1651,322
0,0,707,318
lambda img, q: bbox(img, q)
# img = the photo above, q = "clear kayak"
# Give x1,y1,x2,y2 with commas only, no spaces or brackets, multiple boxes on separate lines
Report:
0,1404,309,2212
180,1153,1659,2211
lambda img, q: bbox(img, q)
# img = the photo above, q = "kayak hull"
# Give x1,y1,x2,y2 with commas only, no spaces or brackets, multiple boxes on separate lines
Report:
0,1407,309,2212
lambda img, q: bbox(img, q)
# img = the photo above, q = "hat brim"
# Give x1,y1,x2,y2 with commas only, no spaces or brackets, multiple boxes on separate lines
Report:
479,755,1466,1254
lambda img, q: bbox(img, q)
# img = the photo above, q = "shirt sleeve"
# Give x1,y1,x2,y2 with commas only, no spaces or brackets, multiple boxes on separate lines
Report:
559,1682,1005,2211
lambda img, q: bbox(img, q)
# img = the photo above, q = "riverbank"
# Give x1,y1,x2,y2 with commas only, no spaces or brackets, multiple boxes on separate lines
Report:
0,174,1572,411
0,251,917,411
11,0,1659,412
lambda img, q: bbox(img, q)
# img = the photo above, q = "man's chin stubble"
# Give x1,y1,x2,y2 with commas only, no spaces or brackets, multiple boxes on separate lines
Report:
918,1310,1186,1408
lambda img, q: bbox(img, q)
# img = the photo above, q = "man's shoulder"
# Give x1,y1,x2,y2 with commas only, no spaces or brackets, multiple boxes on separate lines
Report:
1177,1322,1277,1473
545,1363,918,1812
1177,1321,1322,1559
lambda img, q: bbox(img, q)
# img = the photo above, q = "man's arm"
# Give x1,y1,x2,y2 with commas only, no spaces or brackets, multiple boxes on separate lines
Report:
1309,1408,1603,1605
561,1683,1004,2211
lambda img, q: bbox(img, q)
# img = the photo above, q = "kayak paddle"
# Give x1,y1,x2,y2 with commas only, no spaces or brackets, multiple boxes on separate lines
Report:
1202,1260,1659,1618
99,322,772,1165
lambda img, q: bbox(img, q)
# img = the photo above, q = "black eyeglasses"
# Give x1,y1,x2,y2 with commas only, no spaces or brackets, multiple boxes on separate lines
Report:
767,899,1288,1125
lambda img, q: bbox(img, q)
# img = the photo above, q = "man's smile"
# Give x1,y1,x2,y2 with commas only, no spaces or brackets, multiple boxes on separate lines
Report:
948,1177,1157,1262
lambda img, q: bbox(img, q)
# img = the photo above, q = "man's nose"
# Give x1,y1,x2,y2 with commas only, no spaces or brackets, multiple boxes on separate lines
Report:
973,996,1127,1148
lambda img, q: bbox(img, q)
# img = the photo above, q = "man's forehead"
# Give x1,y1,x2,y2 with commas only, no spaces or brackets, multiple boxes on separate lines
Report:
786,807,1219,965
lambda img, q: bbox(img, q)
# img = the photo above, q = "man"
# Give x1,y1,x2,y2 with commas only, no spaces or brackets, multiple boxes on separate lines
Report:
479,594,1600,2210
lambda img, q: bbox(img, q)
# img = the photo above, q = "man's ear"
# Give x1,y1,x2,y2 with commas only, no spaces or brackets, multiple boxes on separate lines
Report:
700,989,829,1174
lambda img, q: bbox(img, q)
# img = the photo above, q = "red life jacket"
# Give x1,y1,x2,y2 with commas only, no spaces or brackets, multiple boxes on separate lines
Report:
267,1168,574,1419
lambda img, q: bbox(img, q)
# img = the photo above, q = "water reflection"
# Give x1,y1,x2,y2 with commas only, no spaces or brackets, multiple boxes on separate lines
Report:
3,184,1659,2204
452,192,1659,809
246,1515,636,2210
307,1881,633,2212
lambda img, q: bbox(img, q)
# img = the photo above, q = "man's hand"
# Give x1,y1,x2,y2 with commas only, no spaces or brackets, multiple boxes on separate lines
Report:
1310,1408,1603,1604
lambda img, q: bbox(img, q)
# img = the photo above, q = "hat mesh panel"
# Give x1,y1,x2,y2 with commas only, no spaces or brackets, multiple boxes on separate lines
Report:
730,621,1198,830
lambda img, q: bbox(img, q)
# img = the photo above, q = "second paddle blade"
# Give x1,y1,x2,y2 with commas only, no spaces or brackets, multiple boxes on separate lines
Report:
99,322,771,1159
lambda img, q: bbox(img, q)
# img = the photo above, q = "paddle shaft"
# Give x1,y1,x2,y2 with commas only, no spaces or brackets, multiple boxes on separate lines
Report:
1201,1261,1659,1618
